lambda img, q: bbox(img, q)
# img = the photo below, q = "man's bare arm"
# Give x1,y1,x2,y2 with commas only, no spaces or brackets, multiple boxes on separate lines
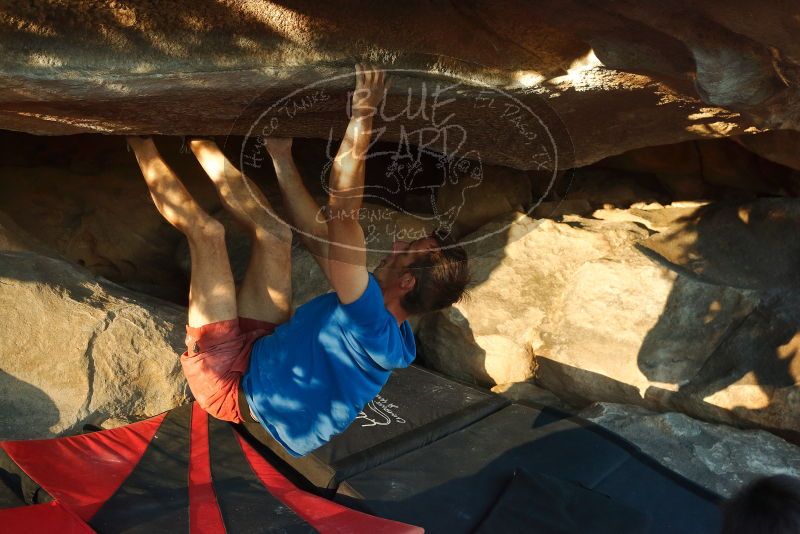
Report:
327,64,390,304
265,138,331,279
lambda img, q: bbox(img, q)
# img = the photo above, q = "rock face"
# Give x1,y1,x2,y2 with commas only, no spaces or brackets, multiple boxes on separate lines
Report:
735,130,800,173
0,2,798,169
416,212,651,386
597,137,800,199
414,201,800,439
437,164,532,237
0,0,797,470
0,250,190,439
640,199,800,289
0,210,53,256
0,135,223,304
582,403,800,498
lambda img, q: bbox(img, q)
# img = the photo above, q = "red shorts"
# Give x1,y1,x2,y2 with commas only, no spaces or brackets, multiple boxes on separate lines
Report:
181,317,278,423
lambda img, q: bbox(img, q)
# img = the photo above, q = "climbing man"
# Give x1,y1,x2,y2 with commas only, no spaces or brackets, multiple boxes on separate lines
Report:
128,64,470,457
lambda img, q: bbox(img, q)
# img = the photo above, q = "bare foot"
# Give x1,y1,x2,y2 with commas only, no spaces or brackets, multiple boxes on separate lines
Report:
189,138,290,242
264,137,293,159
126,135,154,152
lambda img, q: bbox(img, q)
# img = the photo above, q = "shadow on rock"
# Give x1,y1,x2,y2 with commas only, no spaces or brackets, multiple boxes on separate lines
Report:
0,370,60,440
636,199,800,439
639,199,800,289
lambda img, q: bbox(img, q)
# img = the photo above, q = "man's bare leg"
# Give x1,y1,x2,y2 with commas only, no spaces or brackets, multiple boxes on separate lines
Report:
188,139,292,324
128,136,237,328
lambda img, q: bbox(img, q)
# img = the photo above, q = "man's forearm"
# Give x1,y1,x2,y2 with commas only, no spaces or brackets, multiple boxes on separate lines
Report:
328,113,372,213
270,154,329,261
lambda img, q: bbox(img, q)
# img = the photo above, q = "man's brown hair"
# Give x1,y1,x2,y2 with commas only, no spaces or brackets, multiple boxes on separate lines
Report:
401,234,470,315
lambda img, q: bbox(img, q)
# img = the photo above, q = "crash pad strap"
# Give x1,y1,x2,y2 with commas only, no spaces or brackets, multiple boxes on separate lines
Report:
188,403,225,534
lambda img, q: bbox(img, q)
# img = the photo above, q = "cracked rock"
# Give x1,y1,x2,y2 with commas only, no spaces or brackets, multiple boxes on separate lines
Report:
0,250,190,439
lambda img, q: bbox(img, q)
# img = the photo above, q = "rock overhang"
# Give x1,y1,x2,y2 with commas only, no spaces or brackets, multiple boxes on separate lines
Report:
0,1,797,170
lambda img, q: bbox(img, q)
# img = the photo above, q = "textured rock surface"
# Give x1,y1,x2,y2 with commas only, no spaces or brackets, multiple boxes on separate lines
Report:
0,250,190,439
734,130,800,172
0,2,798,168
582,403,800,497
640,198,800,289
414,204,800,438
416,212,651,386
597,137,800,198
0,135,224,303
0,210,54,256
437,164,532,237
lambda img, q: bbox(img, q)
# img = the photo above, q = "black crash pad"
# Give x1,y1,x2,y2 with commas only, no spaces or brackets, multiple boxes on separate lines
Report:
475,468,650,534
239,365,510,494
335,404,722,534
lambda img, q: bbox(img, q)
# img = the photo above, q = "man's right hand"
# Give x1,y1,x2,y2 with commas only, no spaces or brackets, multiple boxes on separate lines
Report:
351,63,390,119
264,137,293,158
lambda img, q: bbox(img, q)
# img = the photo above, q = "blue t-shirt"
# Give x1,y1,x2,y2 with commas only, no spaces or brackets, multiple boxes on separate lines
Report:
242,273,416,457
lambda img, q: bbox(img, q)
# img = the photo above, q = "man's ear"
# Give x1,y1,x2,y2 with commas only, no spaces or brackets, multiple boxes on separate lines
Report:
399,272,416,292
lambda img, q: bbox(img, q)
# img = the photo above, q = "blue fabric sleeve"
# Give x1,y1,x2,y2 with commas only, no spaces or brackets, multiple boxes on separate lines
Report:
338,274,385,327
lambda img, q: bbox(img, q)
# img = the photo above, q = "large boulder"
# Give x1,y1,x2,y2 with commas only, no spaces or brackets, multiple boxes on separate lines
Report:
0,250,190,439
416,212,651,385
414,203,800,437
582,403,800,498
0,2,797,169
640,198,800,289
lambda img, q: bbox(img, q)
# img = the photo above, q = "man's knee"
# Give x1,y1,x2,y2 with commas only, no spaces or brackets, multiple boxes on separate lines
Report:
187,217,226,245
254,221,292,246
